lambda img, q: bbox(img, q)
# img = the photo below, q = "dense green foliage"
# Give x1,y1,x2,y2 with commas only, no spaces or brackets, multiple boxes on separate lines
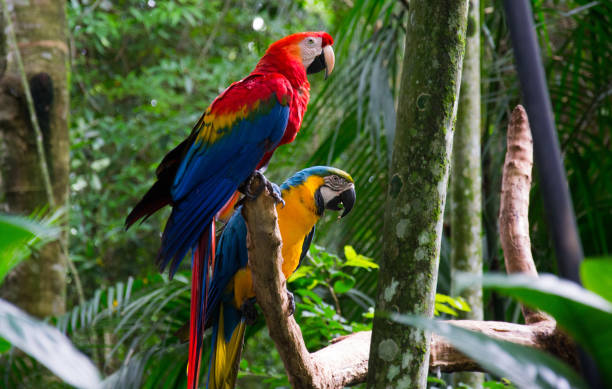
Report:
397,266,612,389
0,0,610,387
68,0,336,293
0,214,100,388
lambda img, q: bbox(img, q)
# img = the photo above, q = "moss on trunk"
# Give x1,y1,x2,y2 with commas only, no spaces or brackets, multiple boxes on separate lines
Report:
0,0,69,317
450,0,484,387
0,8,5,78
367,1,469,388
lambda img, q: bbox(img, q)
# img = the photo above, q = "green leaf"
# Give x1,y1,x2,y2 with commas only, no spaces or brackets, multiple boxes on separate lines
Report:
484,378,517,388
427,376,447,385
581,258,612,303
457,273,612,383
0,337,11,354
0,299,100,388
434,302,457,316
296,289,324,306
392,314,588,389
362,308,374,319
0,214,59,285
454,296,471,312
435,293,471,312
333,277,356,294
343,245,379,270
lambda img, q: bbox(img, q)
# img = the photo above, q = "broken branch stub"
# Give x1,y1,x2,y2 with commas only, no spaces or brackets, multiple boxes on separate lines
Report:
499,105,549,324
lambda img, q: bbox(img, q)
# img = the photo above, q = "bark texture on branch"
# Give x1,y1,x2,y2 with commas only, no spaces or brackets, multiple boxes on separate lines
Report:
431,320,577,371
499,105,548,324
310,319,576,380
241,177,327,388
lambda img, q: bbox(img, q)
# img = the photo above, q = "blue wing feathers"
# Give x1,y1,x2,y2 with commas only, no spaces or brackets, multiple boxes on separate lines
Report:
221,303,243,343
172,101,289,199
158,99,289,276
298,226,315,269
206,211,249,322
160,179,235,276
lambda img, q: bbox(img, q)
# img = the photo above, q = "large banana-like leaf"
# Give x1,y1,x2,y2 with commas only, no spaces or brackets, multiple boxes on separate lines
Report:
0,299,101,389
581,258,612,303
457,272,612,383
392,314,588,389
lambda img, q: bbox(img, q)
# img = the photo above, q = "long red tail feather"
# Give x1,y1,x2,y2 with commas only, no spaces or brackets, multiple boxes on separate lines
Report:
187,241,203,388
187,222,216,389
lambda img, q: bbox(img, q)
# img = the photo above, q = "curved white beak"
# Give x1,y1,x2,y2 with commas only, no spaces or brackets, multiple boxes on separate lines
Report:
323,45,335,79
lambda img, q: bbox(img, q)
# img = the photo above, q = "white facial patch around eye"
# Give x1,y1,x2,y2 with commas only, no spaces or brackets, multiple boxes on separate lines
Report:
319,185,337,205
299,36,323,68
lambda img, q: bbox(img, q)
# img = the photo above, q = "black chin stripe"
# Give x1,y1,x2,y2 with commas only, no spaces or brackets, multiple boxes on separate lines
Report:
307,51,326,75
314,188,325,216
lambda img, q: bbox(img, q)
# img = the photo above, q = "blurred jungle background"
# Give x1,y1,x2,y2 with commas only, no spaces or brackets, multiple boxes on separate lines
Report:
0,0,610,388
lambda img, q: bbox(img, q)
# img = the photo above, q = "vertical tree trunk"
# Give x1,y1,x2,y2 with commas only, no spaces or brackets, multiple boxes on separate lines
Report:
450,1,483,387
367,1,469,388
0,0,69,317
0,8,5,81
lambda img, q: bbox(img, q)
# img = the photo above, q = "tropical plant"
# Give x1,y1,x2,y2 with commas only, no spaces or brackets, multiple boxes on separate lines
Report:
3,0,605,386
0,210,61,283
0,299,101,389
394,259,612,388
0,213,100,389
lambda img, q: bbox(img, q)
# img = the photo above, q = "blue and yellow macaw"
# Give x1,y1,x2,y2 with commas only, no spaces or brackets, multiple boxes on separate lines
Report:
203,166,355,389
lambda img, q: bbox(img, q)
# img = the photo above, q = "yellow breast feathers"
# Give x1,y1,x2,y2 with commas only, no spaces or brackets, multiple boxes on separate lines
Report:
276,175,324,278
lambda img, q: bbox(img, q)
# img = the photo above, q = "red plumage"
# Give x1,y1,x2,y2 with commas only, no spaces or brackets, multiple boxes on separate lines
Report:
125,32,333,228
254,32,333,169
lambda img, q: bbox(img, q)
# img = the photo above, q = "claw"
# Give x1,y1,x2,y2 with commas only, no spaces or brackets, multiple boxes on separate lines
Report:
247,171,267,199
238,170,284,206
240,297,258,325
266,181,285,207
286,289,295,317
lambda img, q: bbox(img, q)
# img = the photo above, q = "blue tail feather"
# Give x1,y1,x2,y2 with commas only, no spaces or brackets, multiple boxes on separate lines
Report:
157,178,236,278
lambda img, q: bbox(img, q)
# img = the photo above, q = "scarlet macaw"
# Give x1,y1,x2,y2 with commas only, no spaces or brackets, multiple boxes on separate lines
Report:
204,166,355,389
125,32,335,389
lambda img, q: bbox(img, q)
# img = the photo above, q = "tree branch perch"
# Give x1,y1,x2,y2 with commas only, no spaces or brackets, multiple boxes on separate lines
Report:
241,130,576,387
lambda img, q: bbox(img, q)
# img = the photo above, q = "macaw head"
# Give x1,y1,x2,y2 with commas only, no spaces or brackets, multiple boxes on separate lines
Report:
281,166,356,218
256,32,335,80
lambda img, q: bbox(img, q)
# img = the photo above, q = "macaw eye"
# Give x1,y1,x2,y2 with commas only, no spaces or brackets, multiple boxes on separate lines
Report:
307,37,316,45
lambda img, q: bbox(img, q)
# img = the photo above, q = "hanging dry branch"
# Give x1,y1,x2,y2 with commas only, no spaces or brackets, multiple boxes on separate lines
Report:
499,105,549,324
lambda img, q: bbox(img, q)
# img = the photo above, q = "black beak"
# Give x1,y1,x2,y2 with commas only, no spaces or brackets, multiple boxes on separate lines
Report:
325,187,356,218
307,50,326,76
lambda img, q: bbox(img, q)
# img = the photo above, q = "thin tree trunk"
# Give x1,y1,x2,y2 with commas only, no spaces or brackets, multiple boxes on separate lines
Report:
0,0,69,317
0,8,5,81
367,1,469,388
450,1,484,387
